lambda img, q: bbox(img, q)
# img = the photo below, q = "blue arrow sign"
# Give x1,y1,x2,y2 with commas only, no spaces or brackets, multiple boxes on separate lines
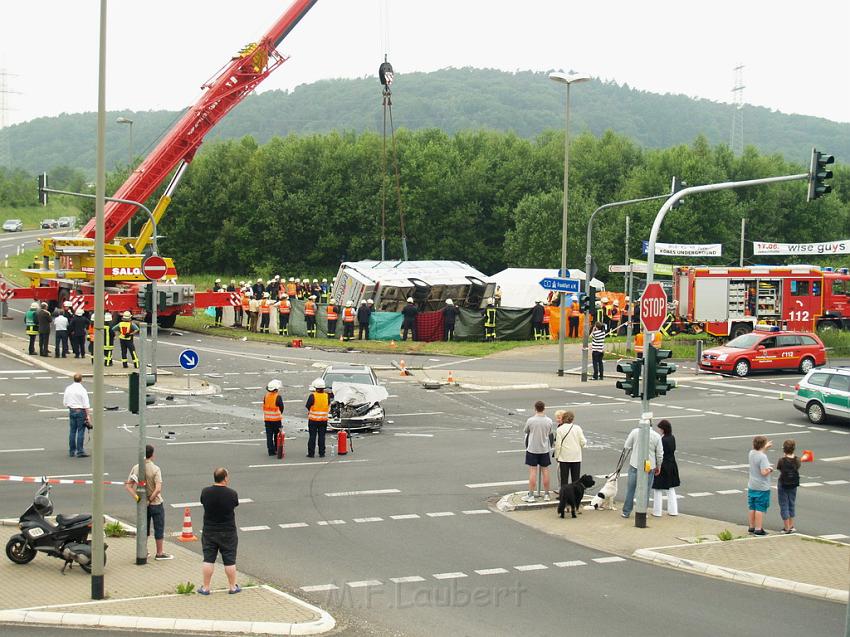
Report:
538,277,580,293
179,349,199,370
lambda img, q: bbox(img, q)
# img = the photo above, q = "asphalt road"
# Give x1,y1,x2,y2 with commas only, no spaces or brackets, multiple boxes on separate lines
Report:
0,302,847,636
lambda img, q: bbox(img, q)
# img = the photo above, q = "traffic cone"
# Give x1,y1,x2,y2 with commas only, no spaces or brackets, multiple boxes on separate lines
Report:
399,359,407,376
389,340,396,348
178,507,198,542
800,449,814,462
447,370,455,383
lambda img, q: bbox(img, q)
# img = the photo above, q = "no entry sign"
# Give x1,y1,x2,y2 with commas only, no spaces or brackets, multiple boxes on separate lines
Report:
141,255,168,281
640,283,667,332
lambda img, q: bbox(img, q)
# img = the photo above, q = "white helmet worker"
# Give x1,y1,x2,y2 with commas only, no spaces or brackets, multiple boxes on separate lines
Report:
313,378,326,390
267,379,283,392
122,311,132,320
446,298,454,305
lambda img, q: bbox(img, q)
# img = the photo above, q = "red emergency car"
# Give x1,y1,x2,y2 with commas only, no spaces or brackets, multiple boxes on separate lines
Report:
699,326,827,377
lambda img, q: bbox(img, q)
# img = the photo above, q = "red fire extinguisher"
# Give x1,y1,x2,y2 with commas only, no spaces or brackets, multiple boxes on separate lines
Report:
337,430,348,455
276,430,285,459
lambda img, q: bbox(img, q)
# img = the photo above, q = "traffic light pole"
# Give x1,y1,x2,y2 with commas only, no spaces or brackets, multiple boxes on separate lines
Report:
581,192,673,382
633,170,808,528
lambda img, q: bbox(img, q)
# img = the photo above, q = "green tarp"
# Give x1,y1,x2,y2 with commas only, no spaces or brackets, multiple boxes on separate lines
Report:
368,311,404,340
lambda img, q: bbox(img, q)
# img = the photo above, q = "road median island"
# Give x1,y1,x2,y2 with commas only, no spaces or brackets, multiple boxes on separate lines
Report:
0,524,335,635
497,502,847,602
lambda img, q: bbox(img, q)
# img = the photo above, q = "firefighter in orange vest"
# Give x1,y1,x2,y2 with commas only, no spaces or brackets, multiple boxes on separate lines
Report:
342,301,356,341
634,330,662,356
87,319,95,361
259,292,272,334
263,380,284,456
239,288,250,329
304,295,318,338
326,299,339,338
305,377,332,458
277,295,291,336
609,300,622,335
568,295,581,338
542,301,551,340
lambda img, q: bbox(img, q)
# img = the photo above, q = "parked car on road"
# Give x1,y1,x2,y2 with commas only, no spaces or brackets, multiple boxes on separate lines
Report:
699,325,826,377
794,366,850,424
40,219,58,229
2,219,23,232
320,364,387,431
57,216,75,228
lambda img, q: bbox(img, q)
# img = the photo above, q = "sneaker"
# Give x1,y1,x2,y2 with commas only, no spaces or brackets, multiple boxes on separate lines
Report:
197,587,211,596
753,529,767,536
621,512,630,519
747,527,755,534
76,453,90,458
785,527,797,534
229,585,242,594
520,494,536,503
543,493,551,502
154,553,174,560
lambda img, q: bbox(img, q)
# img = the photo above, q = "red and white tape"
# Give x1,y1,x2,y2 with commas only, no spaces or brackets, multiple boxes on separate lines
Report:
0,474,126,486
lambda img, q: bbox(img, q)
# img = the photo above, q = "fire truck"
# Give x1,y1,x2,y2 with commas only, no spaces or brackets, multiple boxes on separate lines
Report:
13,0,319,326
672,265,850,338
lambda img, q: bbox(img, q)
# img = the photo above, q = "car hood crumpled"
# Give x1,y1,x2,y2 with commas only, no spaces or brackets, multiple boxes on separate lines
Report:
331,382,389,406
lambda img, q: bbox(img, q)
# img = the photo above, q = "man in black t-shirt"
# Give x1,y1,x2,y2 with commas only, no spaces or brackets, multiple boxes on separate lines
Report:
198,467,240,595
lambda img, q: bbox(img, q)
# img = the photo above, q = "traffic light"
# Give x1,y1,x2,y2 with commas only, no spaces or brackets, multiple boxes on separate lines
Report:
579,292,590,313
670,176,686,209
616,358,643,398
37,173,49,206
646,347,677,398
141,285,153,312
129,371,156,414
807,148,834,202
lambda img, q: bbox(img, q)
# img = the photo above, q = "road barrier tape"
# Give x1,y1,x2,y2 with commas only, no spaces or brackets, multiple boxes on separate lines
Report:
0,474,126,486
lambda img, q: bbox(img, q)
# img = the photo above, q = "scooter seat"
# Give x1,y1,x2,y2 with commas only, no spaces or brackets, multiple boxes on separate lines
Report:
56,513,91,527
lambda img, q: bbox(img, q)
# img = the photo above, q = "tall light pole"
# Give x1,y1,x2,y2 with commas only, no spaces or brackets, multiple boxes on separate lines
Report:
116,116,134,235
549,72,589,376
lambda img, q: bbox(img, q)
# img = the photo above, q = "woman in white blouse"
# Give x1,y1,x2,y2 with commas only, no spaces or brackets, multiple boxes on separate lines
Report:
553,410,587,486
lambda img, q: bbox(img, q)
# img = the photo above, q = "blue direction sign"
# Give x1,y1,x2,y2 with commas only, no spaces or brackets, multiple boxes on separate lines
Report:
538,277,580,293
179,349,199,370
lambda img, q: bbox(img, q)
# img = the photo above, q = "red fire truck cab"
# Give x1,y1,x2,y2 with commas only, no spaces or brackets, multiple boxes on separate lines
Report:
672,265,850,338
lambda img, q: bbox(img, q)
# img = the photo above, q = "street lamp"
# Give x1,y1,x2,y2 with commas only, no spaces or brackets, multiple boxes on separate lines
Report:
116,116,134,235
549,72,590,376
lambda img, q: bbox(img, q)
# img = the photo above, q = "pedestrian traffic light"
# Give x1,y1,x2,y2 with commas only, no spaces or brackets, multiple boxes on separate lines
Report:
37,173,49,206
579,293,590,313
807,148,834,202
670,176,686,209
129,372,156,414
646,347,677,398
616,358,643,398
141,285,153,312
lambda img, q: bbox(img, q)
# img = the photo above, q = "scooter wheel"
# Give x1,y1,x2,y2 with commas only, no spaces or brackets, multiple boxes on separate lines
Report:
80,546,106,573
5,534,36,564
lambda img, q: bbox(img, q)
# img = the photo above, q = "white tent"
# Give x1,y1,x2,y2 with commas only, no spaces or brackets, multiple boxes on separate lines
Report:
490,268,605,309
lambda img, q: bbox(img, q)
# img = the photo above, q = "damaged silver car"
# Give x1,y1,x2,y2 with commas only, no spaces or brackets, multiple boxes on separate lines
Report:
321,365,388,431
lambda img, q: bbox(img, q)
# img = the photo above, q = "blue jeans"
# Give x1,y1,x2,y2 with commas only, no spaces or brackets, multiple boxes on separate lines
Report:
622,465,655,516
68,410,87,456
777,485,797,520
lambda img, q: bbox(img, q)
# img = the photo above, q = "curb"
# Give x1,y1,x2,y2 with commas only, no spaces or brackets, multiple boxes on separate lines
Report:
0,585,335,635
0,340,126,378
633,536,849,604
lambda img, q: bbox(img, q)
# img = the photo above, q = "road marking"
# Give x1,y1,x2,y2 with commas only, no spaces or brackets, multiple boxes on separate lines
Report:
248,459,370,468
830,430,850,435
279,522,309,529
799,482,822,488
712,464,749,470
820,534,849,540
824,480,849,485
553,560,587,567
786,423,806,428
0,369,40,374
619,414,704,421
167,438,265,446
710,432,810,440
390,576,426,583
466,480,527,489
390,514,420,520
744,417,761,421
716,489,742,495
496,449,525,454
462,510,491,515
433,572,467,580
593,557,626,564
0,447,45,453
239,525,270,532
475,568,509,575
301,584,338,592
426,512,455,518
171,498,253,508
353,517,384,523
808,426,828,431
325,488,400,497
391,412,444,417
514,564,547,571
688,492,713,497
705,411,721,415
317,520,346,526
393,433,434,438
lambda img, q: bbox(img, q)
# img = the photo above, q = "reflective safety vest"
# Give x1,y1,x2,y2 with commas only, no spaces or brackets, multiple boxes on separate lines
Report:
343,307,355,323
263,391,282,422
278,299,291,315
304,300,317,316
635,332,662,348
241,294,250,311
543,306,551,325
286,283,296,297
610,306,621,322
116,320,136,341
25,310,38,336
259,300,270,315
326,305,338,321
570,302,581,318
308,391,329,422
484,307,496,328
87,323,95,342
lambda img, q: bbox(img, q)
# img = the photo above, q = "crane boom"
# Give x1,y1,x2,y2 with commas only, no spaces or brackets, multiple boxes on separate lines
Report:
80,0,318,242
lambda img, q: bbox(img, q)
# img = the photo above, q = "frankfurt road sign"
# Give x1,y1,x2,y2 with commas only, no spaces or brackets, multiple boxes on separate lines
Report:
179,349,199,370
538,277,579,293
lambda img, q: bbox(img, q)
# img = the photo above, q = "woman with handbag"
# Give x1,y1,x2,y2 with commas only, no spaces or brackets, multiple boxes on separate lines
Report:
553,410,587,486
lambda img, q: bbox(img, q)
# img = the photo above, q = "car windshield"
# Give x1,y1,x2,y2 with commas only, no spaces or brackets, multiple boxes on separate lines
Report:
724,333,762,349
323,372,374,388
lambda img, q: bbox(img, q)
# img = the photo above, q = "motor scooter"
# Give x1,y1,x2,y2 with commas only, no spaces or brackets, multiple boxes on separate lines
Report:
5,481,107,573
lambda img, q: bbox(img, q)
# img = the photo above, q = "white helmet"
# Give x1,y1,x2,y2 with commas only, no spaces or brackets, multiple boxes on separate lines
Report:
289,277,294,282
30,302,39,309
313,279,318,283
313,378,326,390
122,311,132,319
322,278,327,282
239,280,245,286
257,278,263,283
367,299,374,305
346,301,352,307
446,298,454,305
360,299,366,304
295,278,301,283
76,308,85,316
104,312,112,322
215,278,221,283
407,297,414,303
63,300,72,308
488,297,495,304
601,297,609,303
263,292,270,298
267,379,283,392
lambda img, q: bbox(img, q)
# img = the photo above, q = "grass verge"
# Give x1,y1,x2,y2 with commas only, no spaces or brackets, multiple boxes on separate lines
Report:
0,247,41,286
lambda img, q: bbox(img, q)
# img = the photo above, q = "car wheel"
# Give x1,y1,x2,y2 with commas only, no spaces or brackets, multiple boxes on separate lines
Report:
798,357,815,374
733,359,750,377
806,401,826,425
730,323,752,338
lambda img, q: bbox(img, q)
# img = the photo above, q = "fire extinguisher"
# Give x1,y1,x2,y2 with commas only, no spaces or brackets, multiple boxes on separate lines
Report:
276,430,285,459
337,430,348,455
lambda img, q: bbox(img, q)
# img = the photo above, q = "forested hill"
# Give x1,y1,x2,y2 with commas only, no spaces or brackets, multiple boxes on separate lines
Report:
5,68,848,175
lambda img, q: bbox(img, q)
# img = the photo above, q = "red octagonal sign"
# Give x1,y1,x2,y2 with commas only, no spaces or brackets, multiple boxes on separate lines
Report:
640,282,667,332
141,255,168,281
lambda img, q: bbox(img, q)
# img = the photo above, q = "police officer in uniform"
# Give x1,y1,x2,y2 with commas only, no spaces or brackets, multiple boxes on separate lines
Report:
262,380,284,456
305,378,332,458
113,310,140,368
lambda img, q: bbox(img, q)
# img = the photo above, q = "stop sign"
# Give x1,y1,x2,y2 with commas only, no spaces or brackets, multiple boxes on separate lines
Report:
141,255,168,281
640,283,667,332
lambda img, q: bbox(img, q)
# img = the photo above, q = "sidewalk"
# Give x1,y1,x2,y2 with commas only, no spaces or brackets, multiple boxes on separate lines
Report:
0,525,334,635
501,503,849,603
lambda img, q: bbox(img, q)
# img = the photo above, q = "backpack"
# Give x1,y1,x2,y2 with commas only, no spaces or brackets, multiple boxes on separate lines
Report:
779,457,800,488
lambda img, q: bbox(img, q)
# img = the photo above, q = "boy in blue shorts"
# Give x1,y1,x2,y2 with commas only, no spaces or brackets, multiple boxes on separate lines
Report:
747,435,774,536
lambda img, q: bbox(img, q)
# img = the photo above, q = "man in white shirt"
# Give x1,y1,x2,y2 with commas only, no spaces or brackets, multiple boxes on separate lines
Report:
621,426,664,518
54,311,69,358
62,373,91,458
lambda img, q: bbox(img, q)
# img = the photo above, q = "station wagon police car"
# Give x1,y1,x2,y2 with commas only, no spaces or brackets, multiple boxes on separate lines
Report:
794,366,850,424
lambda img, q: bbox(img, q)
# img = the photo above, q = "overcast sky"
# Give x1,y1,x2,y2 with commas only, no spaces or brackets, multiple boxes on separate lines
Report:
2,0,848,127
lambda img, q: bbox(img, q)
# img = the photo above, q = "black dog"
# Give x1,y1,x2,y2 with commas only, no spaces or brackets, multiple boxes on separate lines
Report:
558,474,596,518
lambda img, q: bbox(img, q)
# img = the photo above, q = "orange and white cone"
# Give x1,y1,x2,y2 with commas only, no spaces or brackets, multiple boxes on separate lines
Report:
399,359,407,376
178,506,198,542
447,370,455,383
800,449,814,462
